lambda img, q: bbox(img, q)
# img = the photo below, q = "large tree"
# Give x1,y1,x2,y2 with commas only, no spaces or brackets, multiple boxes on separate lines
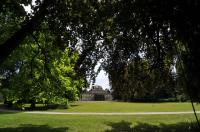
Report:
0,25,85,109
1,0,200,102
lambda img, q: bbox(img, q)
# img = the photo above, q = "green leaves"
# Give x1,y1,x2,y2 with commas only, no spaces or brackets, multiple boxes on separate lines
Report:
0,25,85,108
1,0,200,103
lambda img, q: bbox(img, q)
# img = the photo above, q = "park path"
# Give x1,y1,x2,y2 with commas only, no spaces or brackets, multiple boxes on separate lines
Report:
1,108,200,115
23,111,200,115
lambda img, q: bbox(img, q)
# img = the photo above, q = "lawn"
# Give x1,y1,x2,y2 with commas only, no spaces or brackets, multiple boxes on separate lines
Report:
0,112,199,132
1,101,200,132
50,101,200,112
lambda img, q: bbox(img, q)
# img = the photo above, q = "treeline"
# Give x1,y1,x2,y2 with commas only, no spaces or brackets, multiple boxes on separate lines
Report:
1,0,200,107
109,57,188,102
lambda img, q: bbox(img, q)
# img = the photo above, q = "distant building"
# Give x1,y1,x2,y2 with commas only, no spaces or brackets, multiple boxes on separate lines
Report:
81,85,113,101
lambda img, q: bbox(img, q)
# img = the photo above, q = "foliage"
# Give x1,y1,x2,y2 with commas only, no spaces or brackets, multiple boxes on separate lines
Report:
0,27,85,109
1,0,200,102
109,54,177,101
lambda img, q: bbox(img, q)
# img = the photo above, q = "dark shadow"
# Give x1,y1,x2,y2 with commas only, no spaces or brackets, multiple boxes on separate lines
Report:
105,121,134,132
70,104,80,107
0,103,20,114
0,103,68,111
0,102,80,113
105,121,200,132
0,103,8,109
0,124,68,132
25,104,60,111
0,111,20,114
94,94,105,101
133,122,199,132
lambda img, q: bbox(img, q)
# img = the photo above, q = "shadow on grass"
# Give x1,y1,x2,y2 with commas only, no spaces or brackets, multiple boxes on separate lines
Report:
0,111,20,114
25,104,80,111
105,121,200,132
70,104,80,107
25,104,61,111
0,103,81,114
105,121,133,132
0,103,69,111
0,104,20,114
0,124,68,132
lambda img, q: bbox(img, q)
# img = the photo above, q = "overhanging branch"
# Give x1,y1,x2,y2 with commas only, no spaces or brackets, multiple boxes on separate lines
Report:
0,0,54,64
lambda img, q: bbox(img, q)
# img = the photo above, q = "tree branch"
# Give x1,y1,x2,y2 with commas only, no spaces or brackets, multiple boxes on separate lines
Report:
0,0,54,64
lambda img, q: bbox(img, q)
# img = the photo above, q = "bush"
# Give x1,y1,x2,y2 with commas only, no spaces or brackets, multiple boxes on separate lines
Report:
12,102,25,110
177,95,189,102
50,97,70,109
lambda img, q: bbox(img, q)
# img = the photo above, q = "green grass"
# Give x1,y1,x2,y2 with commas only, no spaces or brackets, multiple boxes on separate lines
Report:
1,101,200,131
0,112,199,132
49,101,200,112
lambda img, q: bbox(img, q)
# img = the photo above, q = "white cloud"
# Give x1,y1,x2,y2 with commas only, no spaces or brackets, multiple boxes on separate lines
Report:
95,70,110,89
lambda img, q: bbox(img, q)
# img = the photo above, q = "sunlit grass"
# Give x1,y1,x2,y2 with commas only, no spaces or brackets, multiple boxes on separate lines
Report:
0,112,199,132
2,101,200,112
1,101,200,131
48,101,200,113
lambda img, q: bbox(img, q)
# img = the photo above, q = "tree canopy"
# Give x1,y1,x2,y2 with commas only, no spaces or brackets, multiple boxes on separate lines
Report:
1,0,200,103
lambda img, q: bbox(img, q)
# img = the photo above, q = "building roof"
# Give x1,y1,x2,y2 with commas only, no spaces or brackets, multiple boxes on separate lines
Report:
87,85,110,94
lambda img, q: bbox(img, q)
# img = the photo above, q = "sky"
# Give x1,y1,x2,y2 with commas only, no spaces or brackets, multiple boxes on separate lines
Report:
94,70,110,89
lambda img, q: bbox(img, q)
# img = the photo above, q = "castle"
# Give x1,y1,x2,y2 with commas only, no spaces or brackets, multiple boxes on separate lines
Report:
81,85,113,101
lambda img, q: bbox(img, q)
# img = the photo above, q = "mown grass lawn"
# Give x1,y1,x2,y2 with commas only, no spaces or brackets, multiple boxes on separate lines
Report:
0,112,199,132
1,101,200,132
50,101,200,112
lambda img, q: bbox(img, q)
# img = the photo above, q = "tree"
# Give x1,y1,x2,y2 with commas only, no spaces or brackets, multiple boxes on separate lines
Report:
0,24,85,109
1,0,200,103
109,56,177,102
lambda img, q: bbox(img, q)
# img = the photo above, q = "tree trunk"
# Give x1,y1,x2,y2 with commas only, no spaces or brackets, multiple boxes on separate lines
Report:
0,0,53,64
